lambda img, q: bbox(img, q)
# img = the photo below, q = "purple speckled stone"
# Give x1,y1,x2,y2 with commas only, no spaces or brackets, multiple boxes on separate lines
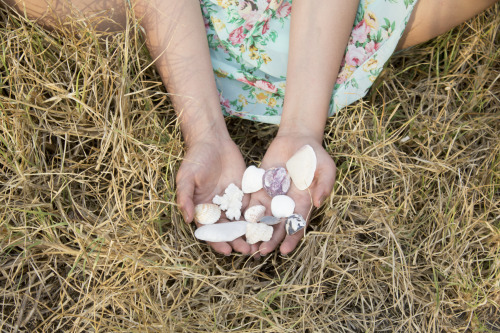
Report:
262,167,291,197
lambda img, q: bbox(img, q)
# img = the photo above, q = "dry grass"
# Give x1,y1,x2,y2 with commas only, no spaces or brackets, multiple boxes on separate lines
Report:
0,3,499,332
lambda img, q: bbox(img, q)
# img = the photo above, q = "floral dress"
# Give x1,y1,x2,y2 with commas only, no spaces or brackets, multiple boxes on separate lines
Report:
200,0,418,124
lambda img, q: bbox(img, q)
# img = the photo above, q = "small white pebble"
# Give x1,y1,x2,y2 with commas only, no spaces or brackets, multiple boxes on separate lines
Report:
400,136,410,143
271,195,295,218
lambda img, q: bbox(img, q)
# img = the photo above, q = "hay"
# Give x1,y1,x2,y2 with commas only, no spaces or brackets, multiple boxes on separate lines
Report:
0,4,499,332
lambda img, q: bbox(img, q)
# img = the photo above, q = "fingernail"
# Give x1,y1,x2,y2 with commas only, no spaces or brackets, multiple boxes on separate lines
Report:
181,210,190,223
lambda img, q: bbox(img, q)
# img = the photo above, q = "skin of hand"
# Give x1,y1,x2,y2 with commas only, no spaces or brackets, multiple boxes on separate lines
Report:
176,136,252,255
247,132,336,256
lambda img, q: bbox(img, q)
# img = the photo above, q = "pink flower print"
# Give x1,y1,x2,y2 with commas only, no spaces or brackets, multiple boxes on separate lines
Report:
254,80,277,93
276,2,292,18
268,0,281,10
262,19,270,35
336,71,348,85
219,94,231,110
239,1,257,13
243,11,260,31
229,26,246,45
201,4,208,15
203,16,210,31
351,20,370,44
339,57,346,69
345,44,368,67
364,40,380,57
237,76,253,85
336,65,354,85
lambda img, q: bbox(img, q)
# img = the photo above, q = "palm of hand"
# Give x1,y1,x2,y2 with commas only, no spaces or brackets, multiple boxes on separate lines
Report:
176,139,251,255
188,141,243,204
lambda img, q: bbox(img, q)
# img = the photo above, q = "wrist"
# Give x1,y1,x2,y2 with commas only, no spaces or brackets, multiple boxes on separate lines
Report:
182,117,231,148
278,96,329,142
278,113,326,144
177,99,231,148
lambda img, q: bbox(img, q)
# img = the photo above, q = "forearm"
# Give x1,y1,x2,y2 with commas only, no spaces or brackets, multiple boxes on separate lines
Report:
134,0,229,147
279,0,359,141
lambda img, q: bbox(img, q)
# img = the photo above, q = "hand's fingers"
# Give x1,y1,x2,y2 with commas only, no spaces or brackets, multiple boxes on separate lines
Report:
176,174,196,223
259,221,287,255
241,193,251,212
312,162,336,208
207,241,233,255
249,243,261,259
280,228,305,255
229,237,251,255
246,189,268,206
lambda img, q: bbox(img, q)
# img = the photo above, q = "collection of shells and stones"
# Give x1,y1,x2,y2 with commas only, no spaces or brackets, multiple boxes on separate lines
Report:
194,145,317,245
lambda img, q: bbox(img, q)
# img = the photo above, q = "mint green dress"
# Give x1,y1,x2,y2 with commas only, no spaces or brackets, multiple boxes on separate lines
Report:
200,0,418,124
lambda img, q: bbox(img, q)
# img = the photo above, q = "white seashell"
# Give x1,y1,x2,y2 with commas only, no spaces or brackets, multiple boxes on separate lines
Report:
244,205,266,223
213,183,244,220
194,221,248,242
245,222,273,244
271,195,295,218
194,204,221,225
285,214,306,235
241,166,265,193
286,145,317,191
259,216,285,226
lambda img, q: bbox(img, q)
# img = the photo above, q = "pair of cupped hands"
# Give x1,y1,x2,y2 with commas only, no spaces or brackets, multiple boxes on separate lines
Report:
176,129,336,257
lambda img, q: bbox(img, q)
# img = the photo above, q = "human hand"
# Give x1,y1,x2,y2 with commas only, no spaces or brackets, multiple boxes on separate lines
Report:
176,136,251,255
247,132,336,256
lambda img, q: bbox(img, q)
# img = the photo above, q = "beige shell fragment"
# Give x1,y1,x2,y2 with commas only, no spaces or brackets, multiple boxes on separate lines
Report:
286,144,317,191
245,222,273,244
194,204,221,225
244,205,266,223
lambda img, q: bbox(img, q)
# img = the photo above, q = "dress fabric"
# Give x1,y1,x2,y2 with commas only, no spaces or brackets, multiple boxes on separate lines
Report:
200,0,418,124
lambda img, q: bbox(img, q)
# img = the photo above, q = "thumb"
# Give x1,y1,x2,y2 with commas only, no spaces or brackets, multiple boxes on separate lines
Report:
312,162,336,208
176,174,196,223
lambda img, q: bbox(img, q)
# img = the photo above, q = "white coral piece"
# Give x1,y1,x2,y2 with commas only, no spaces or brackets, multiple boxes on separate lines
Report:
212,183,244,220
245,222,273,244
